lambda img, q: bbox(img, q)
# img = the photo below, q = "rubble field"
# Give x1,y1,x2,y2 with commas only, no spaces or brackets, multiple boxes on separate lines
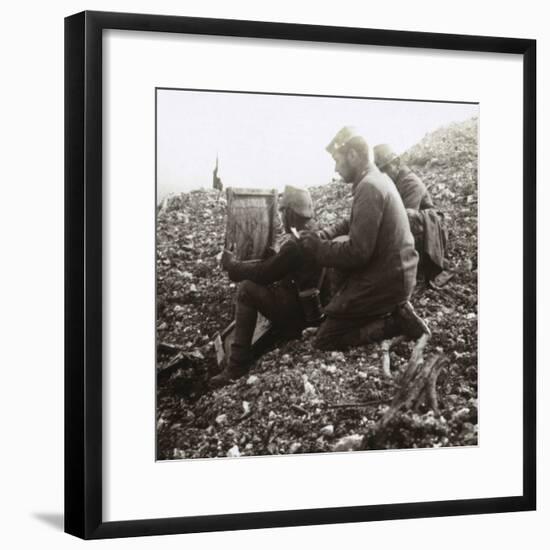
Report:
156,117,478,460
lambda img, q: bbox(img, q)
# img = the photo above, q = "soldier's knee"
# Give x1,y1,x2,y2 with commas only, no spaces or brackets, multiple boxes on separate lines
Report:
313,333,331,350
314,320,362,351
314,334,351,351
237,280,260,306
313,325,339,351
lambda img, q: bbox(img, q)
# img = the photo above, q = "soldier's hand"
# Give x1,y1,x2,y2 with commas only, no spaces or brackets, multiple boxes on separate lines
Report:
221,249,236,271
299,230,321,255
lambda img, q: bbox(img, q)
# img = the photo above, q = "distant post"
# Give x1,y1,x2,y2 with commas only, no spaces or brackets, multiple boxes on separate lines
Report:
212,155,223,192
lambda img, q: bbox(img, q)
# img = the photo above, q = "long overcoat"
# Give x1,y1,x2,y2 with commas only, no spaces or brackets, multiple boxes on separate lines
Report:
317,164,418,319
394,167,434,210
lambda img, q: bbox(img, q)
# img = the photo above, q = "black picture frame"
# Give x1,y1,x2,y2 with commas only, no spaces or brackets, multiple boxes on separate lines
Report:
65,10,536,540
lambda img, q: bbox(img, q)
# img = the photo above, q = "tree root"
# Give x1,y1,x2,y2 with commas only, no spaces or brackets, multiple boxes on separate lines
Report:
362,333,448,449
380,335,406,377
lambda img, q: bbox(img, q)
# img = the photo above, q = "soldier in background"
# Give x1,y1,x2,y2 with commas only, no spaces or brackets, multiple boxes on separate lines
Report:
210,186,325,388
374,144,448,285
374,144,434,210
300,127,430,351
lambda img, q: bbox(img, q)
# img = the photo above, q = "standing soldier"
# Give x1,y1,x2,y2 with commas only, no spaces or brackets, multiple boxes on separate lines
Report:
300,127,430,351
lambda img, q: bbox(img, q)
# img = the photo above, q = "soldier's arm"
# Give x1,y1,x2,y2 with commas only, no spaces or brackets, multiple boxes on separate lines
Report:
318,219,350,240
315,183,383,269
225,240,302,285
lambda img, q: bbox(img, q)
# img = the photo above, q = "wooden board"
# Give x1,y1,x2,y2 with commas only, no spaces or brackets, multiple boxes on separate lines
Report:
225,187,279,260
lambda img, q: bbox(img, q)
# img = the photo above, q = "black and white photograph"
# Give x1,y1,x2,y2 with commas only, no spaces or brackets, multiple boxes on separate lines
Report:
155,89,479,460
0,0,544,545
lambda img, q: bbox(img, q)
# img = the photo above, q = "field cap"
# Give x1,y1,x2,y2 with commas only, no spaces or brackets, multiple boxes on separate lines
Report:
279,185,313,218
374,143,399,169
326,126,364,155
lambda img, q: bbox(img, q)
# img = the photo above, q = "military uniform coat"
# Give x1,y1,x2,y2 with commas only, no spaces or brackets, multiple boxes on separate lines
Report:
317,164,418,319
226,238,321,291
395,166,447,282
394,167,434,210
226,219,322,292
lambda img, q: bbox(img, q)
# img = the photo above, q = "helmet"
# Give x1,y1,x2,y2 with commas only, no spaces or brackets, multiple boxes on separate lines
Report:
279,185,313,218
326,126,364,155
374,143,399,169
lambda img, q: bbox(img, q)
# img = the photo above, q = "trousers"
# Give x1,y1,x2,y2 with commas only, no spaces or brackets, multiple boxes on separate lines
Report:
230,280,305,366
314,311,398,351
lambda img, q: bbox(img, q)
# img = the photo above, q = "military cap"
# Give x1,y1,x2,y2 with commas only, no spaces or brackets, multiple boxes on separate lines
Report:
326,126,366,155
279,185,314,218
374,143,399,169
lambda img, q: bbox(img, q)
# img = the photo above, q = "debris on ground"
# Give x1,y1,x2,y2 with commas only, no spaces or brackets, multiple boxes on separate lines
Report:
156,118,479,459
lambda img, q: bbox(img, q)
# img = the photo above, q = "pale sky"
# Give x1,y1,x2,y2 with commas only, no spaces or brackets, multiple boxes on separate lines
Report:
157,89,478,201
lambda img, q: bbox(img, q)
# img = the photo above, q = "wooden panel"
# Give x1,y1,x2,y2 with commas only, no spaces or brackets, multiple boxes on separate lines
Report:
225,187,279,260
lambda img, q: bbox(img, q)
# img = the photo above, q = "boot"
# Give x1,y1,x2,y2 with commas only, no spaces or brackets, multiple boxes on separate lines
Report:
358,313,400,344
209,344,252,389
395,301,431,340
209,362,250,388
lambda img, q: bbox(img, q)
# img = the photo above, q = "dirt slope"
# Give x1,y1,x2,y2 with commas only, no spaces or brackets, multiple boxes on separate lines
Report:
156,117,479,459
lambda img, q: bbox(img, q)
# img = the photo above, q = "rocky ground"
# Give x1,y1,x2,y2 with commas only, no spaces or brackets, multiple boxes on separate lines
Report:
156,117,478,460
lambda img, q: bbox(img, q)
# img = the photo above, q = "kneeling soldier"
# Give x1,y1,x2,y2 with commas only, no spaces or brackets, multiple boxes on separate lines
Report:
374,143,448,284
301,127,430,351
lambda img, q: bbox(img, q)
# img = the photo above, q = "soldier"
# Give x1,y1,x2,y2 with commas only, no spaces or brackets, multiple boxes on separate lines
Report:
374,144,434,210
210,185,324,388
374,144,448,284
300,127,429,351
